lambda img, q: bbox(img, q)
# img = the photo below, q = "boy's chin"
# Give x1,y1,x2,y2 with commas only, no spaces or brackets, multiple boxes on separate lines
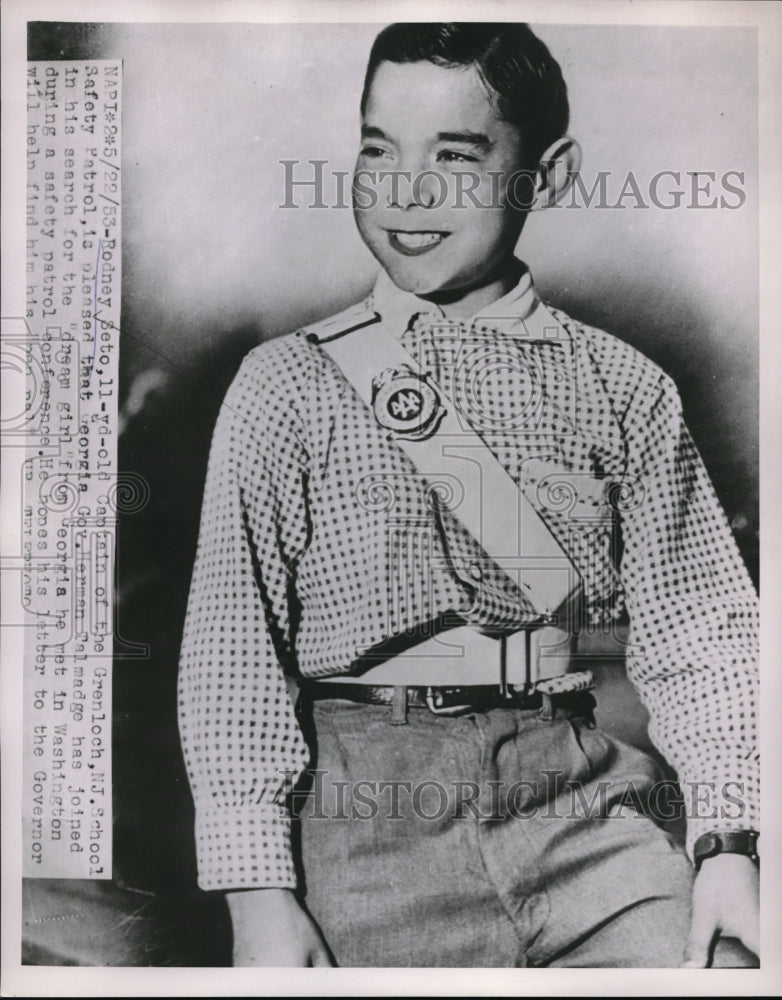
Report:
380,263,457,299
387,274,442,296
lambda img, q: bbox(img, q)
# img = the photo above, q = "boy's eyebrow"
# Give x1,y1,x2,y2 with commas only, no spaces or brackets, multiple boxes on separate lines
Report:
436,130,494,150
360,125,494,151
361,125,391,141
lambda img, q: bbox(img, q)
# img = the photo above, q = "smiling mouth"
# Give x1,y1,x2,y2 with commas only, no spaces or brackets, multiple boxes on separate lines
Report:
387,231,449,256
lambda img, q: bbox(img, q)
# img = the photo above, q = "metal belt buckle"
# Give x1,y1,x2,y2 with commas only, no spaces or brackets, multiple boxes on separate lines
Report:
425,687,473,716
536,670,596,723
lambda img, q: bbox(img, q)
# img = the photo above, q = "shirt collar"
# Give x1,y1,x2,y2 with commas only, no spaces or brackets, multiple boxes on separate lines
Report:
369,259,544,340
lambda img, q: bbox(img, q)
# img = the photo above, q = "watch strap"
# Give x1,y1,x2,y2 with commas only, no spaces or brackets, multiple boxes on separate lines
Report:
693,829,759,870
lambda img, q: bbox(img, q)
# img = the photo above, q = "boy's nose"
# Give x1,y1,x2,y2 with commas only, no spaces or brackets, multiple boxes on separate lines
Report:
385,168,444,210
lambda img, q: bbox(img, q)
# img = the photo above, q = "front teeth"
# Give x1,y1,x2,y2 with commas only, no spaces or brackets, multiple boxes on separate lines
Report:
394,232,443,248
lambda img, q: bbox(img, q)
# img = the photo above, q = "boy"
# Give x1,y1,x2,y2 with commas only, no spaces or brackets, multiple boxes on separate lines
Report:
178,23,759,967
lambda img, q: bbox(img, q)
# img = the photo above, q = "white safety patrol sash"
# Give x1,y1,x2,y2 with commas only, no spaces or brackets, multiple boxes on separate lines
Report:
306,299,581,623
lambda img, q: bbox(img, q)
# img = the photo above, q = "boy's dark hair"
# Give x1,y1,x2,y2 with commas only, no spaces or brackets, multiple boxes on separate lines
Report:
361,23,570,168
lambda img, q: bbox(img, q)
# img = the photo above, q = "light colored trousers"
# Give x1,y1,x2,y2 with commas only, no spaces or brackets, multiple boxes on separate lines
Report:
297,697,749,968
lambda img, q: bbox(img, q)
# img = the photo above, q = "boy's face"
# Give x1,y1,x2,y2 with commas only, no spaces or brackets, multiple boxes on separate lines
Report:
354,59,529,305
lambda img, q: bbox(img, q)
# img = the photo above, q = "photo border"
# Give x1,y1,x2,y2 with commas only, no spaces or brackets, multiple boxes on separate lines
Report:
2,0,780,995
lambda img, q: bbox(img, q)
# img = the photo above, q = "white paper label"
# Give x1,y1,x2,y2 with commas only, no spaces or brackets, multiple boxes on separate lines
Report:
22,59,122,879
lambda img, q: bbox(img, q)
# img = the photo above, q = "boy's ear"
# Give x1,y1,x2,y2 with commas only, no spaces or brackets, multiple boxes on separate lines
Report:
528,137,582,211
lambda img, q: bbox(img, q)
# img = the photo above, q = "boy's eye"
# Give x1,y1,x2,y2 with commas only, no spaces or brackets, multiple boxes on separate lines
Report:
360,145,391,159
437,149,480,164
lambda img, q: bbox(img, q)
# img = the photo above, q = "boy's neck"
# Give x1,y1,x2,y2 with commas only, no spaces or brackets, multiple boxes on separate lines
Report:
417,258,526,319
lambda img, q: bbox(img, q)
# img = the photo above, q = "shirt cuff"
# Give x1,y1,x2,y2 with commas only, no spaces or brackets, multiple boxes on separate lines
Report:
194,802,298,891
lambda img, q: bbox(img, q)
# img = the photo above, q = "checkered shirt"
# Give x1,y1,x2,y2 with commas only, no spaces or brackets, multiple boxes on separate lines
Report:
178,268,759,891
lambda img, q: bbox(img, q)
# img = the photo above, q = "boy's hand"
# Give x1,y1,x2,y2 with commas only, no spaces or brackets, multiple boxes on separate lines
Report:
682,854,759,967
227,887,335,967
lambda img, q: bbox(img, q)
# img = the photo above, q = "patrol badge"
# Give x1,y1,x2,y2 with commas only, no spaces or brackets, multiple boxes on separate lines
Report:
371,365,445,441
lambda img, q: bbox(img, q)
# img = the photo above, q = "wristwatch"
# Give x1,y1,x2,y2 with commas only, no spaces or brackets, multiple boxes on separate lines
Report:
693,830,759,871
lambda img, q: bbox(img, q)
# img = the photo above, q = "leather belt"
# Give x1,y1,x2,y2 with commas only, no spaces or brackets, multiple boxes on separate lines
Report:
314,624,576,689
301,669,595,722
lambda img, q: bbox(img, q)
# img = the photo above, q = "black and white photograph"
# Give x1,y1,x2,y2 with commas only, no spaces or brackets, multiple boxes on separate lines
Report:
2,0,781,993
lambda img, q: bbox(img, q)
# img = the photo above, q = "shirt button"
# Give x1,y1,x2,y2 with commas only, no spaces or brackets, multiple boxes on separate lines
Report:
468,562,483,582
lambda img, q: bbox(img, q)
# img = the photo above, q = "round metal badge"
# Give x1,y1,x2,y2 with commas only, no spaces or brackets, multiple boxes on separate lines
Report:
371,365,445,441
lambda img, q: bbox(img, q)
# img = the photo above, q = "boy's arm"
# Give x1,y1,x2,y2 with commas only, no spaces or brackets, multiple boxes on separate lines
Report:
618,369,758,853
177,354,311,894
618,370,759,960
